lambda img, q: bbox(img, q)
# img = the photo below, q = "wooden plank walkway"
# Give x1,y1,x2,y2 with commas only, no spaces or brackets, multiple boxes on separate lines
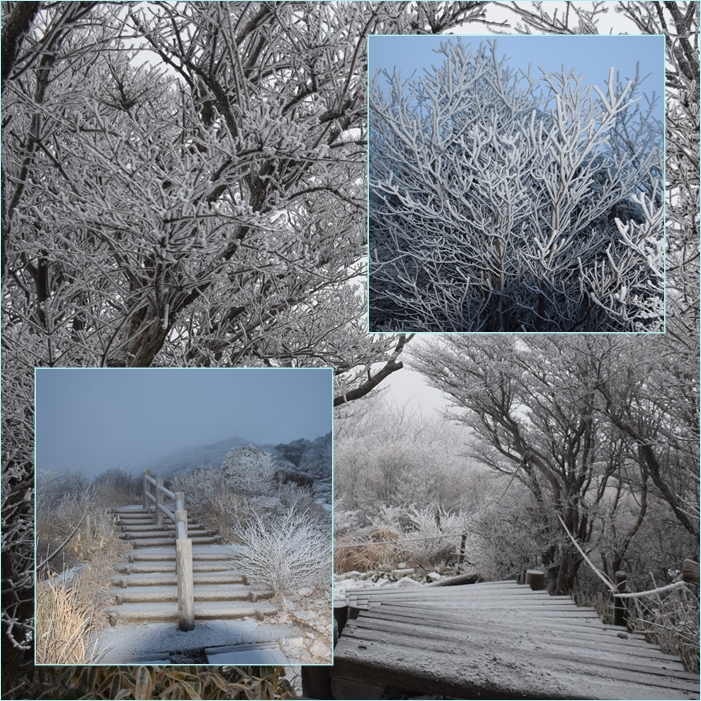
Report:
331,580,700,700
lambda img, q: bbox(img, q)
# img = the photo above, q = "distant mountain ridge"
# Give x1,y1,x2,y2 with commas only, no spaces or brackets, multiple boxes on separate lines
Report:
142,436,250,478
142,432,331,480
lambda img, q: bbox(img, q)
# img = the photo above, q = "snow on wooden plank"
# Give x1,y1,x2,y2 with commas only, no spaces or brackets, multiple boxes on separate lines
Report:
332,581,700,700
341,621,699,688
355,607,689,667
333,639,698,700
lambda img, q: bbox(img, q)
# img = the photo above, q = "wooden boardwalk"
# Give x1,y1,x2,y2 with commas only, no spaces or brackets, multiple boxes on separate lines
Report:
331,580,700,700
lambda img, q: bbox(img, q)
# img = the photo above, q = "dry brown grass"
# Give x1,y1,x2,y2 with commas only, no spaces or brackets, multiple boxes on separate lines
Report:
36,578,96,665
35,477,133,664
335,528,402,573
21,665,294,699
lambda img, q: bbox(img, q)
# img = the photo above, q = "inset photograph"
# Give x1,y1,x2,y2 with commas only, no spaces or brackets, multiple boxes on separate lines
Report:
35,367,333,665
368,35,664,332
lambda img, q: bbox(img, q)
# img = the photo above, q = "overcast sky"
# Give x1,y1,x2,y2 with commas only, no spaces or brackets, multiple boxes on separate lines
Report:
35,368,332,477
369,34,665,123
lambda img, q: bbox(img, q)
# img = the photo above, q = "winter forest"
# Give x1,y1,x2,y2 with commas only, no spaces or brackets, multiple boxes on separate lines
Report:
2,1,699,699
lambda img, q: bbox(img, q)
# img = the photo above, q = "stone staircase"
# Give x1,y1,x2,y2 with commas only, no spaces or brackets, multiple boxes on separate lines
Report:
105,505,279,625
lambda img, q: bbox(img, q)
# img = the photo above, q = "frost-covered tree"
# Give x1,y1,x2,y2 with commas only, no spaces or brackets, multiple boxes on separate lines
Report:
2,4,490,685
411,333,698,594
221,445,276,496
369,38,663,331
228,507,331,600
334,394,480,519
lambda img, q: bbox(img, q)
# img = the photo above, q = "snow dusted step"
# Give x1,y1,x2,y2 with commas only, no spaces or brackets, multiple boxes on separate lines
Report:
129,535,221,548
111,506,148,514
115,516,158,523
115,561,231,574
120,524,212,533
111,571,247,588
109,584,274,604
122,529,218,540
105,503,287,641
118,524,171,532
104,600,279,624
128,548,229,562
206,642,288,665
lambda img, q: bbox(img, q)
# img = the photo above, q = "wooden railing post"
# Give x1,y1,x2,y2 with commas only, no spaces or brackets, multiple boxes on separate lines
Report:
682,559,699,586
613,570,627,627
175,491,185,513
155,477,164,526
143,469,151,511
176,538,194,631
526,569,545,591
175,509,188,540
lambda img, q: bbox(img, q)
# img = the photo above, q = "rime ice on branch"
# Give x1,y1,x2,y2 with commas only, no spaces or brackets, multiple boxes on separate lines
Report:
369,38,664,333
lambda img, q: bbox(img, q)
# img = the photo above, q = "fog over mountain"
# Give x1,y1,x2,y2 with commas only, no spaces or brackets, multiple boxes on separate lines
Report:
144,432,332,481
142,436,251,477
35,368,332,478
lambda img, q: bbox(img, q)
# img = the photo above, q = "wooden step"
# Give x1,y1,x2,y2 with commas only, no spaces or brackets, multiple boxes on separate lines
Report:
119,523,208,533
110,584,274,604
128,550,229,562
111,571,247,587
115,561,229,574
120,529,218,540
129,535,221,548
104,600,279,623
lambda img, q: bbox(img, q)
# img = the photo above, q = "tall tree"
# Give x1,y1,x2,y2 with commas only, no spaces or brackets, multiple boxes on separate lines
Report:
411,0,699,594
1,2,489,692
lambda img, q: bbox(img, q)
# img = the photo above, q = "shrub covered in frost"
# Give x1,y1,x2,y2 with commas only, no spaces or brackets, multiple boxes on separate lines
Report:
227,507,330,598
220,445,276,495
369,38,663,332
374,505,471,571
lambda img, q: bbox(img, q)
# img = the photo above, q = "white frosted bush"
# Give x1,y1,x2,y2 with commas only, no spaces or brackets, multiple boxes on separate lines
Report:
227,507,331,597
276,482,314,509
220,445,276,495
375,506,471,570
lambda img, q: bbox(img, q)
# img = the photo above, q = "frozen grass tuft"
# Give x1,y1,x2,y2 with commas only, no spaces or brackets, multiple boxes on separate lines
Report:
36,578,96,664
227,507,330,600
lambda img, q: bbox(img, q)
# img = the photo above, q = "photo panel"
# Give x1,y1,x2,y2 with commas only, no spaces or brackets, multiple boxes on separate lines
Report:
34,367,334,666
368,34,665,333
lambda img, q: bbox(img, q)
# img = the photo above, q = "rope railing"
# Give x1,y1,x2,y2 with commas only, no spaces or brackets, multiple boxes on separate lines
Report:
143,469,194,631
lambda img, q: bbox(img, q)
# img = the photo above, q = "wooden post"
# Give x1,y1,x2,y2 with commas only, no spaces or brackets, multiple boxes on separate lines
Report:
175,509,188,540
175,491,185,512
682,559,699,586
143,470,150,511
176,537,195,631
155,477,164,526
613,570,627,627
526,569,545,591
458,534,467,566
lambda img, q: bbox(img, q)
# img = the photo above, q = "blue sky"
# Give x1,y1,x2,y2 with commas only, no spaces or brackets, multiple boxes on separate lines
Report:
35,368,333,477
369,35,665,122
